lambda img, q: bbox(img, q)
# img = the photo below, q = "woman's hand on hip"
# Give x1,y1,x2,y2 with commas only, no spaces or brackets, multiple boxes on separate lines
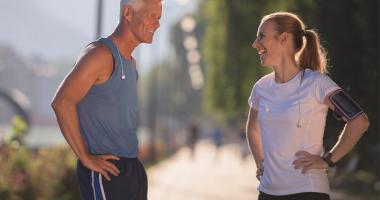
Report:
256,160,264,181
293,151,328,174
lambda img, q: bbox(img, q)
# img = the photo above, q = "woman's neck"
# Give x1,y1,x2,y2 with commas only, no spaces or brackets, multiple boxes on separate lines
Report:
273,58,302,83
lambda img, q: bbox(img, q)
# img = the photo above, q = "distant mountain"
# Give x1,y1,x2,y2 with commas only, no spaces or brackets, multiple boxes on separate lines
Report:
0,0,90,61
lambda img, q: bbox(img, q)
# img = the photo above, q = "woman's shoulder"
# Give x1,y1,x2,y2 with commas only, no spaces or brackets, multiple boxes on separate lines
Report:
304,68,332,82
304,69,340,94
254,72,274,88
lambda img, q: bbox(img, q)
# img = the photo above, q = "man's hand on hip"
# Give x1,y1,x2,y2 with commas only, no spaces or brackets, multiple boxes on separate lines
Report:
81,154,120,181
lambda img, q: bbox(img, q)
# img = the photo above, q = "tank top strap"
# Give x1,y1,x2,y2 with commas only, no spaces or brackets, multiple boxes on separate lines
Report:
98,37,122,68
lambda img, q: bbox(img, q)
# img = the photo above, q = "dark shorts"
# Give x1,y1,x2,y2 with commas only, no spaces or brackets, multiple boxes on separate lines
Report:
77,157,148,200
259,191,330,200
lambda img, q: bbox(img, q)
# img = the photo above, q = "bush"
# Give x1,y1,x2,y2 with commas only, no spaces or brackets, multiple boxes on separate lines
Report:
0,144,81,200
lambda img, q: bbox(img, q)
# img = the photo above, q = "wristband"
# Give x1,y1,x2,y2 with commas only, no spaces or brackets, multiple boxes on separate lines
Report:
322,152,336,167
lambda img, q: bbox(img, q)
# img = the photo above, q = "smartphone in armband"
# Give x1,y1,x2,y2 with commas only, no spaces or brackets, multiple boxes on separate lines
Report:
329,89,363,121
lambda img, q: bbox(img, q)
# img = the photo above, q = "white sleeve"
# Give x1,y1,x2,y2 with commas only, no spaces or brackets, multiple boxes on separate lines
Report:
315,74,341,104
248,83,260,110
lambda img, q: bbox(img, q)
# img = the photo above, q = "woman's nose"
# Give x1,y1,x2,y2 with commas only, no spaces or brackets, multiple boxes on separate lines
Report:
252,39,258,49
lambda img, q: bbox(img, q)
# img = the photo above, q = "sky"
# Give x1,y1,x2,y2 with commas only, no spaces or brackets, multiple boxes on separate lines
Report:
0,0,199,73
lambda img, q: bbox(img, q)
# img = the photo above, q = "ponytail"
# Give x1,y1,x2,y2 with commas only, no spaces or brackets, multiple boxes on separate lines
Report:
299,30,327,74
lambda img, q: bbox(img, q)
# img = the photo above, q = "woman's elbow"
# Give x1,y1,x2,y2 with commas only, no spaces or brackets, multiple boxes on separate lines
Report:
361,114,370,131
354,113,370,132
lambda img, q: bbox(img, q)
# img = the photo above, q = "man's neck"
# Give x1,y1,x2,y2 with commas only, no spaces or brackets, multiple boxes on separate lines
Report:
109,26,140,60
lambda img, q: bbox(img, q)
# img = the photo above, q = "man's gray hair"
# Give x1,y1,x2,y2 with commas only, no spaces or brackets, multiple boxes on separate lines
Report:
120,0,136,8
120,0,163,8
120,0,146,14
120,0,131,7
119,0,162,19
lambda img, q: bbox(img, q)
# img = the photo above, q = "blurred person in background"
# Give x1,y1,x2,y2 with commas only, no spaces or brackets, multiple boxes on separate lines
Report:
187,122,199,159
211,126,222,160
246,12,369,200
51,0,162,199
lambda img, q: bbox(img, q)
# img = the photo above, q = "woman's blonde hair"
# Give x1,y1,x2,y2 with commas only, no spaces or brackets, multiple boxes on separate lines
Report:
262,12,327,73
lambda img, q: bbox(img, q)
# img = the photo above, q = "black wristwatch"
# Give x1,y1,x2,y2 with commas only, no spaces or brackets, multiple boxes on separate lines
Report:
322,152,336,167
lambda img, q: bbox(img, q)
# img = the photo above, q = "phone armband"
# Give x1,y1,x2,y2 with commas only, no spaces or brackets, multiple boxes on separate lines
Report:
329,89,363,121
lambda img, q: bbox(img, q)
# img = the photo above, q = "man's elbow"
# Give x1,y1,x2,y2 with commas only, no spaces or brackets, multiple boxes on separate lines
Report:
51,97,67,112
51,98,60,111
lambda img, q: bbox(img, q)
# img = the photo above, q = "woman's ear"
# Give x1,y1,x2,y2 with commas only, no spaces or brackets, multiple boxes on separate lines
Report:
279,32,289,46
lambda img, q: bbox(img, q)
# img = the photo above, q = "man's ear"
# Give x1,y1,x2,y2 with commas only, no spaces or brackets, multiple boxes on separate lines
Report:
121,5,133,23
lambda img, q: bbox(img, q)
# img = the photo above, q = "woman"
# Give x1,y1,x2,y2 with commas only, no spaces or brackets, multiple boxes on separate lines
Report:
246,12,369,200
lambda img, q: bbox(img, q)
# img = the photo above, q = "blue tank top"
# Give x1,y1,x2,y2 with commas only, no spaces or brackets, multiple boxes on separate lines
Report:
77,38,139,158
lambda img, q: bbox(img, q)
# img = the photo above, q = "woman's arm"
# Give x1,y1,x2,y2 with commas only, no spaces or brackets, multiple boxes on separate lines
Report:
246,108,264,179
293,91,370,173
322,93,370,164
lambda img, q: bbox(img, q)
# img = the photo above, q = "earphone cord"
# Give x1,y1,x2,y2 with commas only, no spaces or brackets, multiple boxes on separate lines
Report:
112,37,126,79
297,69,305,128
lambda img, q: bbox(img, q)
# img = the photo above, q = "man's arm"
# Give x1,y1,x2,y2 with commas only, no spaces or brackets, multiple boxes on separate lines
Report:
51,44,120,181
246,108,263,180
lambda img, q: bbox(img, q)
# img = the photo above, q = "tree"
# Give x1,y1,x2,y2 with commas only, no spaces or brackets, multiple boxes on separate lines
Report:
314,0,380,184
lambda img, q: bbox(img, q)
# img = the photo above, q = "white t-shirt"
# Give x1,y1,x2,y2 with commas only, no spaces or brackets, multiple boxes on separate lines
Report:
248,68,340,195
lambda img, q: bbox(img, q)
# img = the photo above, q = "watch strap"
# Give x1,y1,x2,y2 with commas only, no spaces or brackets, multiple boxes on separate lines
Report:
322,152,336,167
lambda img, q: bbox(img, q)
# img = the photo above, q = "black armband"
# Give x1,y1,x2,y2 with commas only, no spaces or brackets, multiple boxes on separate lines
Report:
329,89,363,121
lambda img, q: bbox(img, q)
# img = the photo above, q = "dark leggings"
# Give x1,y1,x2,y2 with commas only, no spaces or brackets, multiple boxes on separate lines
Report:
259,191,330,200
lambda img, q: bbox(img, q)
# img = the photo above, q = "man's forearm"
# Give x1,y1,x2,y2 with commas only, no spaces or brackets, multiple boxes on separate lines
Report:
52,102,90,161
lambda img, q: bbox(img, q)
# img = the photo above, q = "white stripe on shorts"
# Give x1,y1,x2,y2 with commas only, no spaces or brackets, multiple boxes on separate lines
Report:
91,171,96,200
99,173,107,199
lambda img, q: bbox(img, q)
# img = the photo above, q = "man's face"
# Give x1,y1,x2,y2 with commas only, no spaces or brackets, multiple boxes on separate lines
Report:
129,1,162,44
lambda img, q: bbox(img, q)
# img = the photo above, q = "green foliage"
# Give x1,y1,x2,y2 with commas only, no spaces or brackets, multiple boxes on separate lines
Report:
312,1,380,192
313,0,379,145
0,144,80,200
7,116,28,145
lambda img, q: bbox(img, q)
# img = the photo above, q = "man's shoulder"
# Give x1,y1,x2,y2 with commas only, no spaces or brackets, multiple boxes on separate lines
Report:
73,41,114,75
80,41,112,61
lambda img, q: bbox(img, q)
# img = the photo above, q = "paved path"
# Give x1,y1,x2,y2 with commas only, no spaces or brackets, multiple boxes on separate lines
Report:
147,140,361,200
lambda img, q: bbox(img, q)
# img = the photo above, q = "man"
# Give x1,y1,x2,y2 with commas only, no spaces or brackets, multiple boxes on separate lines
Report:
51,0,162,199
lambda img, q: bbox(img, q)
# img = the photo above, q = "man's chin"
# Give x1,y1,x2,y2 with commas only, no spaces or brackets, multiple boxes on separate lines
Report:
141,37,153,44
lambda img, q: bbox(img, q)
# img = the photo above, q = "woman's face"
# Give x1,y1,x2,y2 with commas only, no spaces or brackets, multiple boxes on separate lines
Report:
252,20,282,67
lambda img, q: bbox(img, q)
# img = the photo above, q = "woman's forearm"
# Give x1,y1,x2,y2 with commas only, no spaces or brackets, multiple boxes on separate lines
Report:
328,113,370,163
247,130,263,166
246,109,263,167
